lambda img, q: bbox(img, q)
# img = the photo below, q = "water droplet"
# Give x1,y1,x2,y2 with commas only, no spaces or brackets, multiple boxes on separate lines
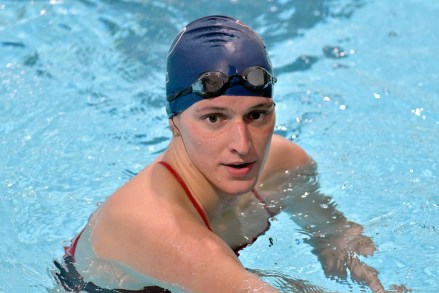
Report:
411,107,425,118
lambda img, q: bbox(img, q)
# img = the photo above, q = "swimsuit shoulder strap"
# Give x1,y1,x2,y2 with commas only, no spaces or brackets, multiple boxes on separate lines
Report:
252,188,277,217
234,190,277,256
157,161,212,231
64,228,84,261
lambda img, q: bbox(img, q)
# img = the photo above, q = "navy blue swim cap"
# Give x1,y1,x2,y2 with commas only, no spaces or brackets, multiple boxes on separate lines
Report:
166,15,274,117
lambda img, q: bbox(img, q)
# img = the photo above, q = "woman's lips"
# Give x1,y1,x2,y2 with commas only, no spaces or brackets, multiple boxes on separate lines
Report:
223,161,256,177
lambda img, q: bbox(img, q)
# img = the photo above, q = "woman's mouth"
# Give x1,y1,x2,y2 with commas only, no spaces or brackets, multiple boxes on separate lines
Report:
230,163,252,169
223,162,255,176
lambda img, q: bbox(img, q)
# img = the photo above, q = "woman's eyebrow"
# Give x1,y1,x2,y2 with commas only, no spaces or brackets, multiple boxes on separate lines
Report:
195,101,275,113
195,106,229,113
249,101,275,110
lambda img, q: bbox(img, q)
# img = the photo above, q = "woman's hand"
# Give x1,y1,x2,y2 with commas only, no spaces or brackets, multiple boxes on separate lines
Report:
307,221,410,293
308,221,376,279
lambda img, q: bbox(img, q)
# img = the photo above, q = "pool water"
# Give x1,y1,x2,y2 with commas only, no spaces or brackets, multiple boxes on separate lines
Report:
1,0,438,292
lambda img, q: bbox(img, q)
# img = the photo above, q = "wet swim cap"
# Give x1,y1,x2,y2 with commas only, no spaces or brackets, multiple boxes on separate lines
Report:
166,15,274,117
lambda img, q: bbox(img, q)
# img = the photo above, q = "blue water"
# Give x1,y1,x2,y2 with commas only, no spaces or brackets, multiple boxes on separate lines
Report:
1,0,438,292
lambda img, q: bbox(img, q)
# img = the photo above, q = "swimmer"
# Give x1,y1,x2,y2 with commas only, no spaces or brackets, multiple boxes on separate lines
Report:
54,15,407,293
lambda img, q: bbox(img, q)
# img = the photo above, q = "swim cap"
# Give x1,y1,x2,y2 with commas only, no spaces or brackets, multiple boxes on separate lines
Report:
166,15,274,117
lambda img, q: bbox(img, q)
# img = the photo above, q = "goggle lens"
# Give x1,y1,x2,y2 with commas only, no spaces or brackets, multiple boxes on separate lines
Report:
197,72,227,96
244,67,266,88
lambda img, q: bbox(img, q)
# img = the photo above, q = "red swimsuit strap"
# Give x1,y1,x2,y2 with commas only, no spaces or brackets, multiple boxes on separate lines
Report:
233,190,277,256
64,228,85,262
158,161,212,231
252,188,277,217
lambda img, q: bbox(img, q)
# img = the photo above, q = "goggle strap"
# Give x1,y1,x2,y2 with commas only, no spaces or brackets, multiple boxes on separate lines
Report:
167,66,276,101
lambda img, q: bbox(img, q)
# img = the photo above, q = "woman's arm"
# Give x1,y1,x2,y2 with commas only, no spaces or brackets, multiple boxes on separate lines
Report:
259,134,314,183
259,135,395,293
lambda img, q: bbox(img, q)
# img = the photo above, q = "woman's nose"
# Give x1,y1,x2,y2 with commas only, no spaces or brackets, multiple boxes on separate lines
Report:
228,121,251,155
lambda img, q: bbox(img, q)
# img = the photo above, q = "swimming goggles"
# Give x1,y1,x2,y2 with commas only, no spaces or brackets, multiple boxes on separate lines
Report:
167,66,277,101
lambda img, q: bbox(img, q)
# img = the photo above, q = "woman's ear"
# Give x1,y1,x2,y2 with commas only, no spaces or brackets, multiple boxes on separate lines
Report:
169,117,181,136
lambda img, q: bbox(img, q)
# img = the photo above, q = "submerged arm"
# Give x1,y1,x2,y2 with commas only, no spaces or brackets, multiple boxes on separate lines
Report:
259,165,384,291
260,135,399,292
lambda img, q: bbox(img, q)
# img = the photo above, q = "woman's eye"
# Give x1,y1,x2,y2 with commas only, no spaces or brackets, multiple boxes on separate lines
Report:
206,115,219,124
201,113,226,126
249,111,265,121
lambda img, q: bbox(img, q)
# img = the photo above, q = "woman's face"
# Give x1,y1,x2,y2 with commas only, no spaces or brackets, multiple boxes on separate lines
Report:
174,95,275,196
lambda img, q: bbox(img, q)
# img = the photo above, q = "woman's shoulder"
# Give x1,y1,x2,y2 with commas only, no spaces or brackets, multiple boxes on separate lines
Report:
259,134,314,182
87,161,217,259
81,165,252,291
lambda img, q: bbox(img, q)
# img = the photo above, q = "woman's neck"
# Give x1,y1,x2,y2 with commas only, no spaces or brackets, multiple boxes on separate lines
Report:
162,137,239,221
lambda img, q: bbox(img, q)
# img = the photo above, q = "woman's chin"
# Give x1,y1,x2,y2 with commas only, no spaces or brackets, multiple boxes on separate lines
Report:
217,180,257,196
